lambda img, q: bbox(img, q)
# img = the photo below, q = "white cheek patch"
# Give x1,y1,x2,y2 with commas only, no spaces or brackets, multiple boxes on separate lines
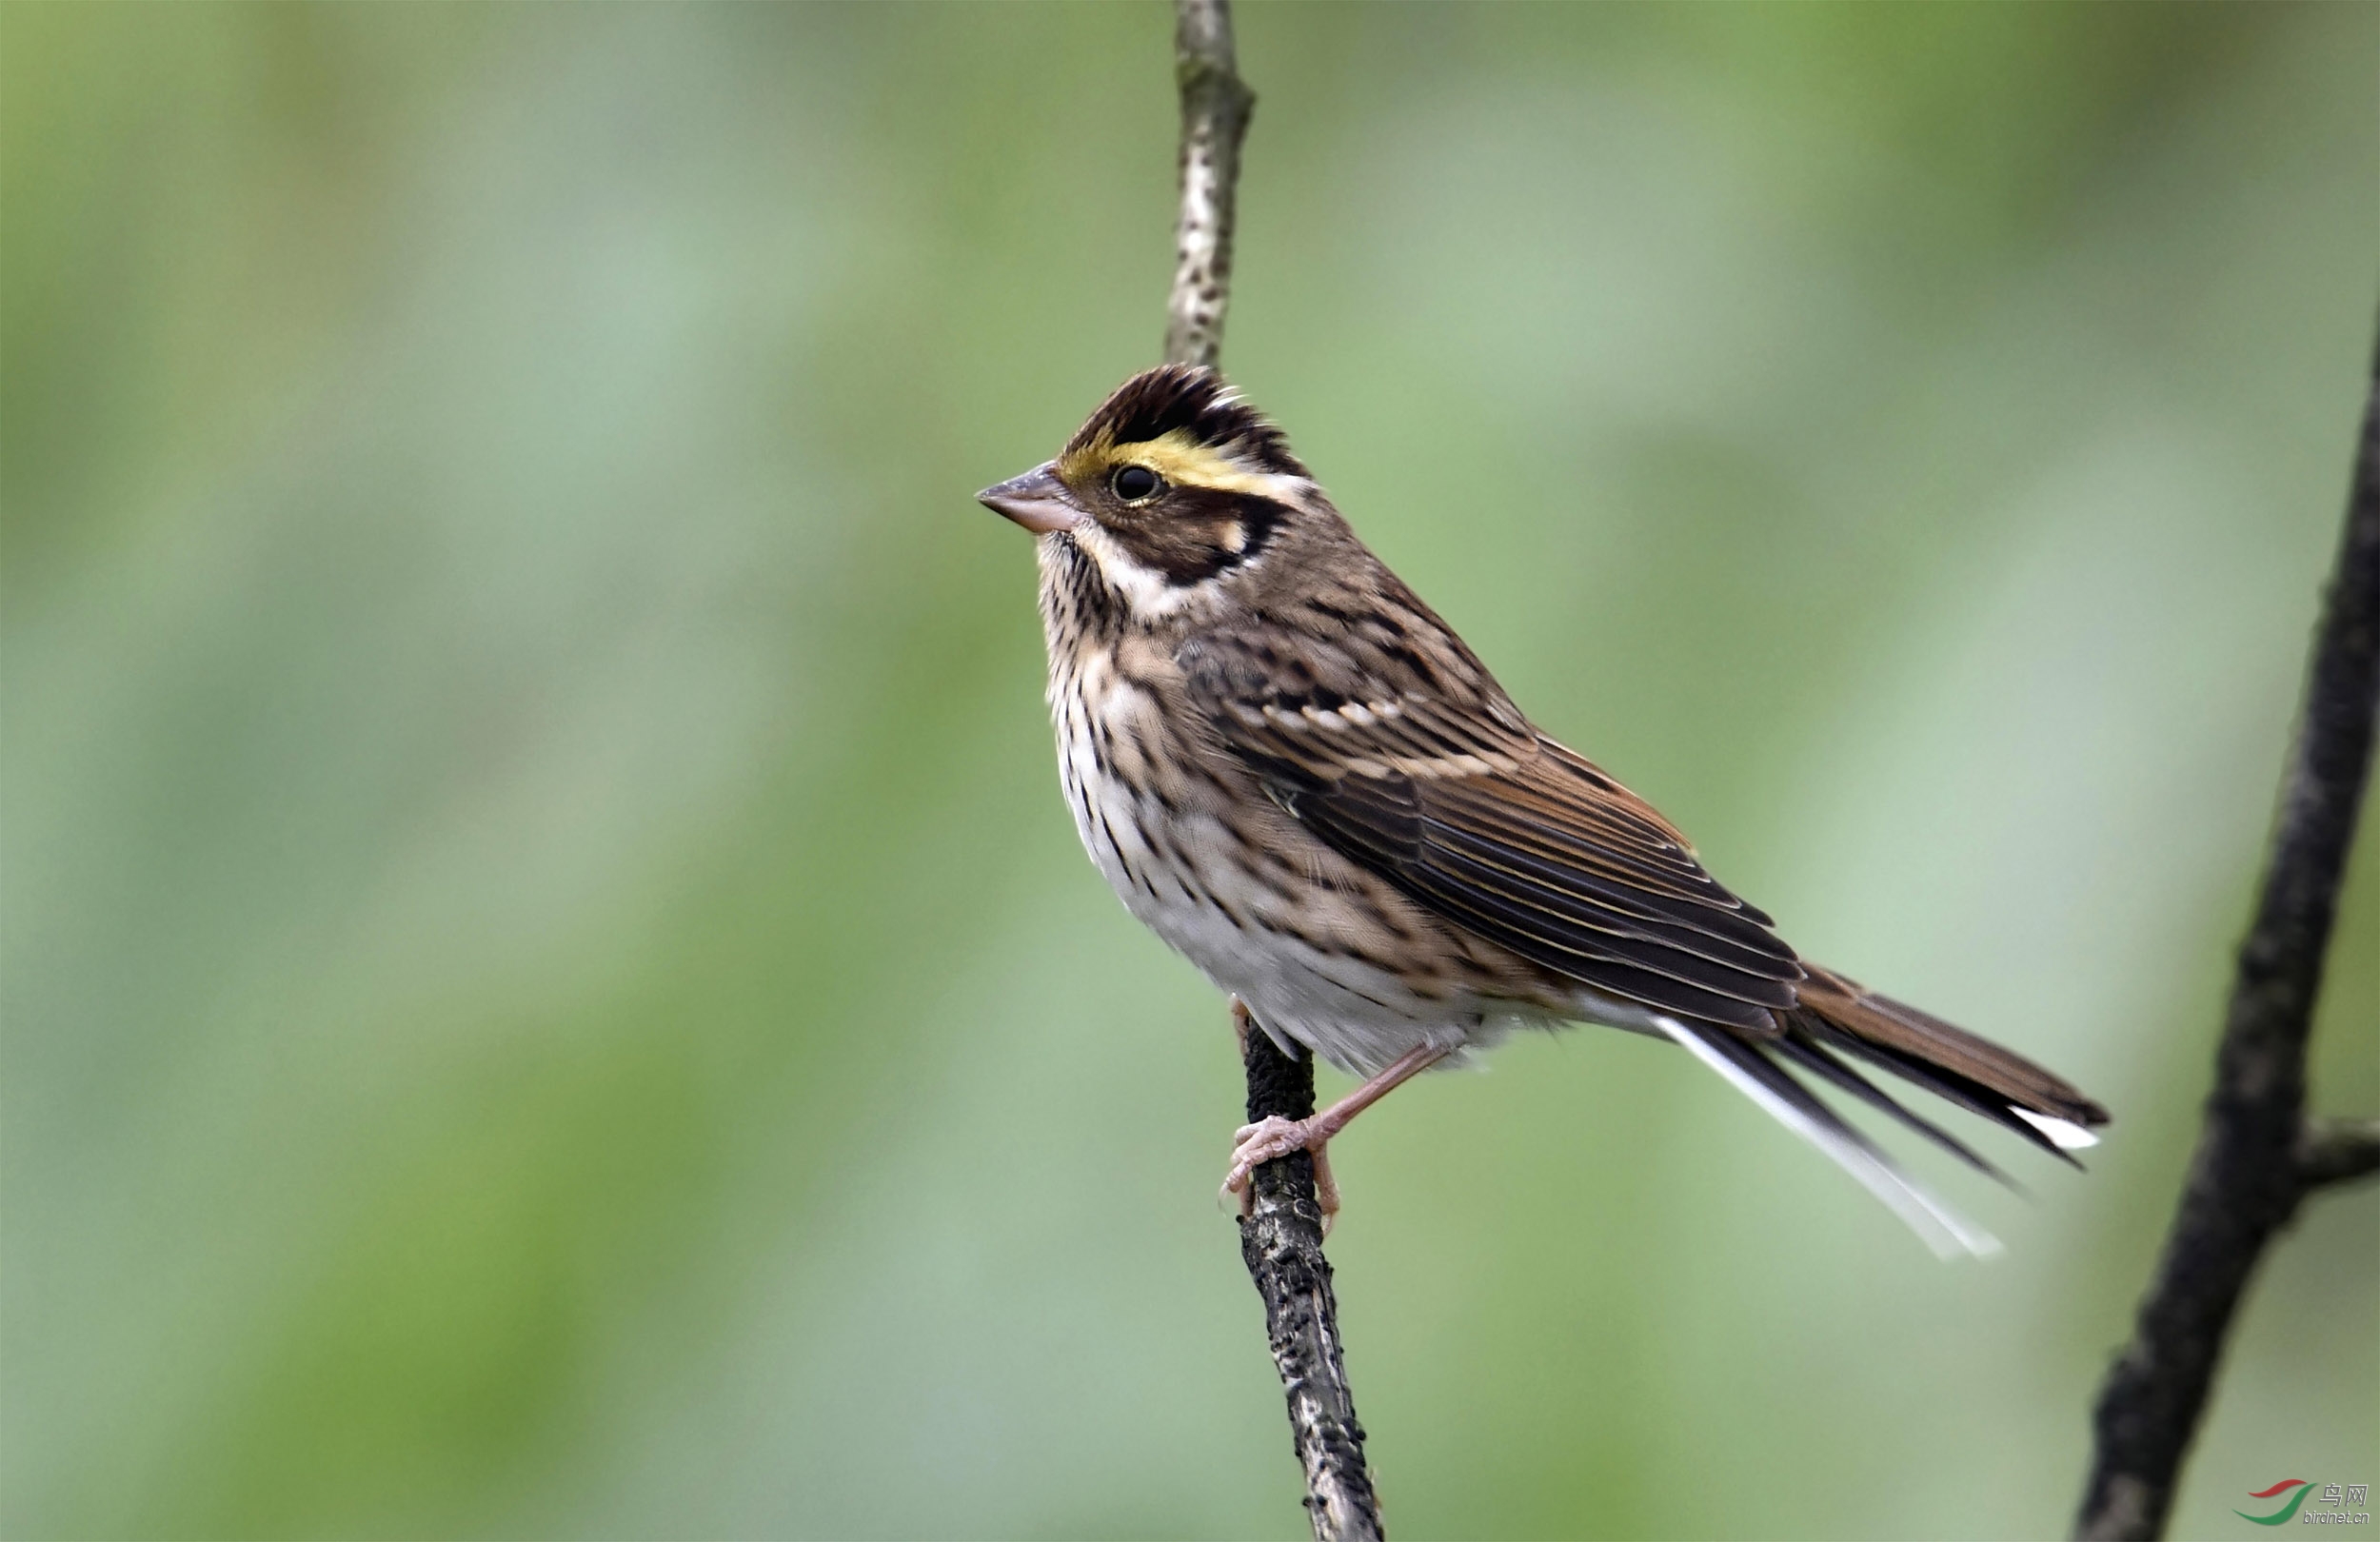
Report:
1066,522,1199,620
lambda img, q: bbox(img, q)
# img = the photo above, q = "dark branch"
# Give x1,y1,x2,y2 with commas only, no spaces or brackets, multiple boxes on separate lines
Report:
1156,8,1385,1532
2074,328,2380,1541
1163,0,1256,369
1240,1018,1386,1542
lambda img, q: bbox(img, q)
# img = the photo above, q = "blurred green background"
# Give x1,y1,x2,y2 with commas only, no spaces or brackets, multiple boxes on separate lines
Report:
4,4,2373,1538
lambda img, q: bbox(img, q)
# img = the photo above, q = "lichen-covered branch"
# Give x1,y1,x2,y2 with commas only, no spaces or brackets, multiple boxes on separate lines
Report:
2074,330,2380,1542
1162,0,1256,369
1239,1017,1385,1542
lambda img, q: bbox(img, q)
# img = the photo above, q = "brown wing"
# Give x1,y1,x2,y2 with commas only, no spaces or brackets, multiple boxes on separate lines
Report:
1178,623,1804,1034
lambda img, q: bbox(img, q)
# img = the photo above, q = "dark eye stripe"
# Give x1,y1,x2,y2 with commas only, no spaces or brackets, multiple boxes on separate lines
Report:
1109,489,1290,586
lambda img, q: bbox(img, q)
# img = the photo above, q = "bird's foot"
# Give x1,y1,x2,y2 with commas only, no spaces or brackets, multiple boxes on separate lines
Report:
1222,1116,1340,1232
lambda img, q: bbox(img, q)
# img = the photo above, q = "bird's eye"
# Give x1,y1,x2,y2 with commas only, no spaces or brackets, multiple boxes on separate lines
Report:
1111,465,1162,503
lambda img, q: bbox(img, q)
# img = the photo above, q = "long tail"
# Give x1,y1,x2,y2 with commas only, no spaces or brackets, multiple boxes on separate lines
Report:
1656,966,2111,1259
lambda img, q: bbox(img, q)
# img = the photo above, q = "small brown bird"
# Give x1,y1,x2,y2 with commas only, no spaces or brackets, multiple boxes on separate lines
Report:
980,364,2108,1255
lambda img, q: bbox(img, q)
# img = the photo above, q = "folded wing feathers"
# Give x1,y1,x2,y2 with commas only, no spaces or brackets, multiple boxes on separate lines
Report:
1285,777,1794,1032
1422,797,1796,959
1430,781,1762,910
1188,642,2104,1253
1422,829,1799,980
1226,694,1812,1031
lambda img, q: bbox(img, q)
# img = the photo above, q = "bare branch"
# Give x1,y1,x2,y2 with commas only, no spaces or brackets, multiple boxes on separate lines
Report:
2075,327,2380,1541
1239,1018,1386,1542
1163,0,1256,368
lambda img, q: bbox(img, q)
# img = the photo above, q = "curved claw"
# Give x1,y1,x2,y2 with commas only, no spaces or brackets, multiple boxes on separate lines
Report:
1221,1115,1339,1234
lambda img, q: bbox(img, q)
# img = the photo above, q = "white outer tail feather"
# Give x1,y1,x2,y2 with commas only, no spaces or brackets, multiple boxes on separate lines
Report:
1655,1017,2004,1260
2013,1107,2100,1150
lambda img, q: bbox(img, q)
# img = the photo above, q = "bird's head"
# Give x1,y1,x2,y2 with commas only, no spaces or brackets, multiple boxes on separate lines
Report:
978,365,1319,617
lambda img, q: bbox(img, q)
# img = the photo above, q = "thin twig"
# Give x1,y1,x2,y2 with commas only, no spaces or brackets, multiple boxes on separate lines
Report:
1163,0,1256,370
2074,328,2380,1541
1156,4,1387,1536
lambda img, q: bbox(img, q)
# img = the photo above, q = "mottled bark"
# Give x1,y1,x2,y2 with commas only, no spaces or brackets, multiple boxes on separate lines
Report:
2075,329,2380,1541
1239,1022,1386,1542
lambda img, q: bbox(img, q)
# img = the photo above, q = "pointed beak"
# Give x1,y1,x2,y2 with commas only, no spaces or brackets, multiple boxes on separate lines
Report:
977,462,1085,535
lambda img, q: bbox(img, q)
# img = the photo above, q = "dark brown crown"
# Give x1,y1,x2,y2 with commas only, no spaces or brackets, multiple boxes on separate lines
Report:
1063,365,1308,478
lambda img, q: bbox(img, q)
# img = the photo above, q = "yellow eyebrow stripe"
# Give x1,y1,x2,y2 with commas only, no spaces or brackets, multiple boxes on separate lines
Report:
1061,427,1305,500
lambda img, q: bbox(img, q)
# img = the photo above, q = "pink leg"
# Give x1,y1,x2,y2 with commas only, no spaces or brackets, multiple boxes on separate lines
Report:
1222,1039,1451,1227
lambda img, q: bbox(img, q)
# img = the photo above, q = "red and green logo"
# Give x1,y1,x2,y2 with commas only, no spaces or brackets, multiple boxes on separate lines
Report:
2237,1480,2313,1526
